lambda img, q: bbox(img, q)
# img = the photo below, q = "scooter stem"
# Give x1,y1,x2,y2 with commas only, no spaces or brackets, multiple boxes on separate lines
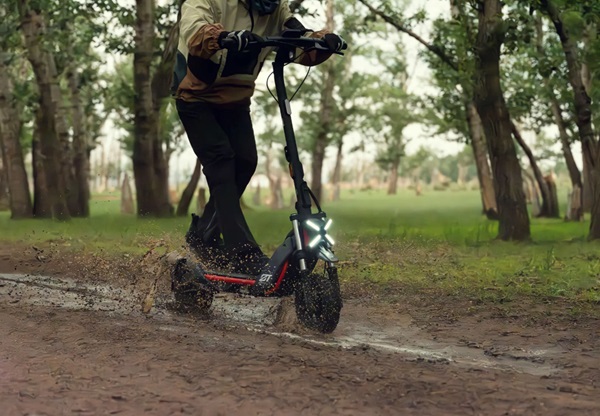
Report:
272,52,312,217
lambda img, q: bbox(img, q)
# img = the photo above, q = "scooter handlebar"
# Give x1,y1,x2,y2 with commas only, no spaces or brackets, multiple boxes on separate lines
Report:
220,35,346,54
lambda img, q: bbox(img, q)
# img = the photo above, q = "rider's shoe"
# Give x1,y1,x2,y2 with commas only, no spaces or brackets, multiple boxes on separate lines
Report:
185,214,229,270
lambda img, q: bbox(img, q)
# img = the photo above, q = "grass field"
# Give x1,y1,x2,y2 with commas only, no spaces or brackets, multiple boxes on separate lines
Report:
1,189,599,305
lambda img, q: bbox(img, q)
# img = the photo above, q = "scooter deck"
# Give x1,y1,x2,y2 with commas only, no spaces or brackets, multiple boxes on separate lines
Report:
201,260,290,296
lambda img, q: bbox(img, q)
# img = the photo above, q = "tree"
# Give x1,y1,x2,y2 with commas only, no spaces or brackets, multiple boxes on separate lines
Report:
131,0,173,217
253,87,287,209
358,0,499,220
309,0,337,202
371,47,415,195
533,15,582,220
400,146,436,191
473,0,530,240
0,11,33,219
538,0,600,239
18,1,70,221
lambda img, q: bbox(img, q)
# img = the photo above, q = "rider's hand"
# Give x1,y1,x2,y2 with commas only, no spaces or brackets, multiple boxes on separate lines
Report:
218,30,264,52
322,33,346,52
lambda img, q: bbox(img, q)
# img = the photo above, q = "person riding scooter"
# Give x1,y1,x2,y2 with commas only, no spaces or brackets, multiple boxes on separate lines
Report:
174,0,345,275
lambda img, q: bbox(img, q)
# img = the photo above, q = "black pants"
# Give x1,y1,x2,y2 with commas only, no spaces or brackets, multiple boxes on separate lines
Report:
177,100,259,252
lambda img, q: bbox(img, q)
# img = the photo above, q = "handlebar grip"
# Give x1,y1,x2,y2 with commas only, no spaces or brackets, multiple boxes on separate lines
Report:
220,37,237,50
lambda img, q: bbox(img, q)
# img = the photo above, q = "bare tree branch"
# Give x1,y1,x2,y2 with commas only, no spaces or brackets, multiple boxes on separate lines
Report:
356,0,459,72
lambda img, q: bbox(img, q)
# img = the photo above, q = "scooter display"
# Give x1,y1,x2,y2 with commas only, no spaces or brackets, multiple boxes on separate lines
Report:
171,31,346,333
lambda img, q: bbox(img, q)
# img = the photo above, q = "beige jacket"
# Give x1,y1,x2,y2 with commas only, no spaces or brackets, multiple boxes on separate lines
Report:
174,0,330,106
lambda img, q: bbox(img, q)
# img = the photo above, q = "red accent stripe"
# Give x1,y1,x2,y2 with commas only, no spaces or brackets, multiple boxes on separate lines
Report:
204,274,256,285
265,261,289,296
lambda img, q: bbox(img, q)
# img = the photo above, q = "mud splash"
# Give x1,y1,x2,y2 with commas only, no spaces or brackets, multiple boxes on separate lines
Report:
0,273,559,377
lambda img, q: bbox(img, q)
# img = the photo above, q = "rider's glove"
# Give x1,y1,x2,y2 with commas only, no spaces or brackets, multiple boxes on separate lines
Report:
218,30,264,52
322,33,346,52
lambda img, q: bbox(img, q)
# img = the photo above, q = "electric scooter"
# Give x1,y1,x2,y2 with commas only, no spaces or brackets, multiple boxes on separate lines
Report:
171,31,346,334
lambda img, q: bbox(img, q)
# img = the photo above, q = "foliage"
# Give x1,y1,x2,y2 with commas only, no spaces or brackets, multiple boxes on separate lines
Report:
103,58,185,157
292,0,375,171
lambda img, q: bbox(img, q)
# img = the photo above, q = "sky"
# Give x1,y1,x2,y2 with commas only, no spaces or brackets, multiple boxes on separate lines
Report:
90,0,571,189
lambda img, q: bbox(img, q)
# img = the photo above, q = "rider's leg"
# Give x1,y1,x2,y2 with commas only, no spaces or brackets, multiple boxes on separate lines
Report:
213,106,268,273
186,107,259,253
177,100,260,261
215,106,258,197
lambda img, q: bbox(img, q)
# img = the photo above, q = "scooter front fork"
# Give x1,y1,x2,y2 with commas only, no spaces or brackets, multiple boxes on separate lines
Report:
292,219,307,271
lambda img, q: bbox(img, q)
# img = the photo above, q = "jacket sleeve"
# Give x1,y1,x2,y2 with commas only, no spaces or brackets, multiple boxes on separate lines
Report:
180,0,224,59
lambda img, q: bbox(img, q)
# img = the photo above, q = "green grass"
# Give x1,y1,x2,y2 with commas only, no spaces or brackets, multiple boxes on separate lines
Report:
1,189,599,305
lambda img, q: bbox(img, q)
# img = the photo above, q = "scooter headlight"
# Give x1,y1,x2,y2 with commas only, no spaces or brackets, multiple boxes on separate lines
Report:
304,218,335,249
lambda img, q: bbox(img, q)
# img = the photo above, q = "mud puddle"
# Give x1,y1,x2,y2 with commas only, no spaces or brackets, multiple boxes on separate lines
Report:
0,273,560,377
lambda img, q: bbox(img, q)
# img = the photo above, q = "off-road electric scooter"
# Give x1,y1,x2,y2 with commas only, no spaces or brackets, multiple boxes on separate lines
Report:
171,31,346,333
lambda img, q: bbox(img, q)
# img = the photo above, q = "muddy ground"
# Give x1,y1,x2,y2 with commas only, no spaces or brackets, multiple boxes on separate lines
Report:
0,243,599,415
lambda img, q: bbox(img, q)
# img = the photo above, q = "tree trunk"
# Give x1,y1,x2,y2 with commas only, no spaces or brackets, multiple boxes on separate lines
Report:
331,140,343,201
176,159,202,216
132,0,179,217
457,164,468,185
552,100,583,220
473,0,530,240
0,156,8,211
154,142,172,215
541,0,600,238
466,101,498,220
121,172,135,214
311,0,336,202
32,109,52,218
387,160,399,195
535,14,582,220
265,150,284,209
0,176,7,210
0,59,32,218
311,138,327,202
511,122,559,218
272,175,284,210
133,0,161,216
545,174,559,217
550,100,582,187
523,171,541,217
196,187,206,215
67,67,90,217
252,184,261,206
581,23,593,99
566,184,582,222
19,6,70,221
583,150,593,213
59,99,79,217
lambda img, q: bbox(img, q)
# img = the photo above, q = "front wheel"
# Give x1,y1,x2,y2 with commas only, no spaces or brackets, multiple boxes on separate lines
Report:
294,267,342,333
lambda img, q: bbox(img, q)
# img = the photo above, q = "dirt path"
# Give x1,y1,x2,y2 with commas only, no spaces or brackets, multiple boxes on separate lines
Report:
1,244,599,415
1,270,599,416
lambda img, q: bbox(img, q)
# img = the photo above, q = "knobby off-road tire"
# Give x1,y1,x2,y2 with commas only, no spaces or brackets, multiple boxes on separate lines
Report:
294,268,342,333
172,259,214,314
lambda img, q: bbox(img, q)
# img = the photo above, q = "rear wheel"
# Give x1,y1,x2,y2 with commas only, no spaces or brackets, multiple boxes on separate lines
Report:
171,259,214,313
294,267,342,333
